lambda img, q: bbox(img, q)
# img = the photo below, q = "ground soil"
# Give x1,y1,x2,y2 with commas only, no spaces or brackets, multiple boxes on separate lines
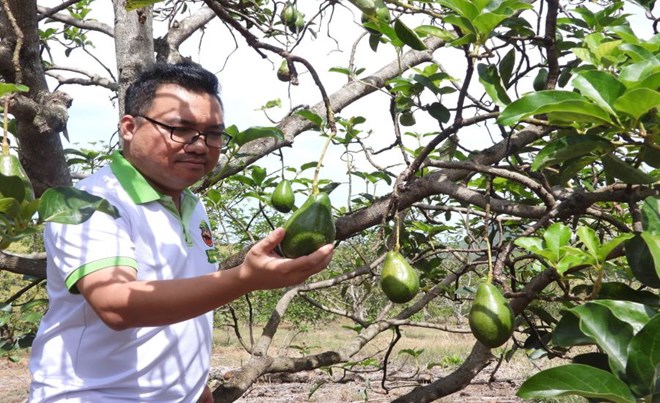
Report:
227,368,526,402
3,355,527,402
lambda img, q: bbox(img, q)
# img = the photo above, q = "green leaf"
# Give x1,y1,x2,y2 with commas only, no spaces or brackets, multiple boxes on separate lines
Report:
233,126,284,147
477,64,511,106
393,19,427,51
296,110,325,128
602,154,657,184
497,90,590,126
573,303,632,376
299,161,318,172
619,59,660,85
517,364,636,403
570,300,654,376
535,100,614,125
626,233,660,288
571,71,626,116
553,311,594,347
597,282,660,306
619,44,656,62
428,102,450,123
38,187,120,225
641,196,660,235
0,83,29,98
543,222,572,263
415,25,456,42
125,0,164,11
250,166,267,186
598,233,634,261
626,313,660,397
329,67,353,76
631,71,660,91
514,236,546,256
499,49,516,86
585,300,655,333
531,134,614,171
576,226,600,259
438,0,479,19
556,248,594,274
613,88,660,120
641,231,660,282
0,197,20,218
627,0,657,11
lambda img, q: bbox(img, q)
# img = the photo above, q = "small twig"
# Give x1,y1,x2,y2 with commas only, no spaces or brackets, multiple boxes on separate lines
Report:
1,0,24,84
381,326,402,393
4,278,43,305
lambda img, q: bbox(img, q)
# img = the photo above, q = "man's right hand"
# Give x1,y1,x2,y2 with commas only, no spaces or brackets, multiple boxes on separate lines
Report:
238,227,334,291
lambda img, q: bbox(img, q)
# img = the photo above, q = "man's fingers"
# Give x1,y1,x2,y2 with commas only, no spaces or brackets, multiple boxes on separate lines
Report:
254,227,285,254
295,243,334,272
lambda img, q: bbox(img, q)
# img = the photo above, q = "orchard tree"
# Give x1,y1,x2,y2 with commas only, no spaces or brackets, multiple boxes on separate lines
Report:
0,0,658,402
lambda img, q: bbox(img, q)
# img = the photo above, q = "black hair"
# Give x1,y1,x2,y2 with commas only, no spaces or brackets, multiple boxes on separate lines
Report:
123,61,222,116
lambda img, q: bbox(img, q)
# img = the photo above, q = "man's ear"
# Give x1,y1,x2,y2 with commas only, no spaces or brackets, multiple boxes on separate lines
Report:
119,115,137,142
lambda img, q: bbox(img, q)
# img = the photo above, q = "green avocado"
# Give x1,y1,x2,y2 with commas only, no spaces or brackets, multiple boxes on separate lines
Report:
280,192,335,258
533,68,548,91
277,60,291,82
361,0,390,35
468,282,515,348
0,154,34,201
380,251,420,303
271,179,295,213
280,3,297,25
281,4,304,33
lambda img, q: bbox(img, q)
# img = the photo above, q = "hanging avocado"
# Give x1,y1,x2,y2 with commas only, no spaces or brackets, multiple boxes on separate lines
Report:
0,154,34,201
380,251,420,303
361,0,390,35
533,68,548,91
277,60,291,82
468,282,515,348
271,179,295,213
280,3,304,33
280,192,335,258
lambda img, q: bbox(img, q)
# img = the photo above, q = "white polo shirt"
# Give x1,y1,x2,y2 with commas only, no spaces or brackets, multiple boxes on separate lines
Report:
29,151,220,402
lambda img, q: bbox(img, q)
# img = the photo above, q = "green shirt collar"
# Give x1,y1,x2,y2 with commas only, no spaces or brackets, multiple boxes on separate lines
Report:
109,150,198,207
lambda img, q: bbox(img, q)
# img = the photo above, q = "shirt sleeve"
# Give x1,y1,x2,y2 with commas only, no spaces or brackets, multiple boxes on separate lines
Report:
45,208,138,294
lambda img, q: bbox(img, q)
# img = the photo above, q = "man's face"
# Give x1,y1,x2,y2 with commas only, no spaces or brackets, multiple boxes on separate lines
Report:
120,84,223,199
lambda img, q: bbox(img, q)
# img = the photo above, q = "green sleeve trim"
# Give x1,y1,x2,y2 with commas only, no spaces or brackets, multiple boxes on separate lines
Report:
65,256,138,294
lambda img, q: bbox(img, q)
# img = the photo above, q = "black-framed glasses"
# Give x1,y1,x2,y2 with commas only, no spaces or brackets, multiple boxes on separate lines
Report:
136,115,231,150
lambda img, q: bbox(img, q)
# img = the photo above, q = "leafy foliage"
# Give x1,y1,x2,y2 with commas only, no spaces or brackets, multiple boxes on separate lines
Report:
1,0,659,401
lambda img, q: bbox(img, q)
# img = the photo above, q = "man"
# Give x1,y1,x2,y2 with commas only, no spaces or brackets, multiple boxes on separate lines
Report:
29,62,334,402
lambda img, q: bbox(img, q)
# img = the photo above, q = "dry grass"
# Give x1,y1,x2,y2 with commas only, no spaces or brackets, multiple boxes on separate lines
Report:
2,320,570,402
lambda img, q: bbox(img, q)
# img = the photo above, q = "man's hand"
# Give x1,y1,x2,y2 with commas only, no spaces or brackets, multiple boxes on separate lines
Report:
198,384,213,403
75,228,333,329
239,227,334,291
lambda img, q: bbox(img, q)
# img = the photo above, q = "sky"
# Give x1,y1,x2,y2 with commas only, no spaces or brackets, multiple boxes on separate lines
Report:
46,0,657,207
55,1,436,206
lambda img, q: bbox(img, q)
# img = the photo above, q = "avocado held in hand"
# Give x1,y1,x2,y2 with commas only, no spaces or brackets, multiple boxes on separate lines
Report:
280,192,335,258
468,282,514,348
271,179,295,213
380,251,420,303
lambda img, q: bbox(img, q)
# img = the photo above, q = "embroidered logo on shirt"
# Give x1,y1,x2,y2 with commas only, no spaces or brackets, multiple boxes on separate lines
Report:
199,221,214,246
206,248,220,263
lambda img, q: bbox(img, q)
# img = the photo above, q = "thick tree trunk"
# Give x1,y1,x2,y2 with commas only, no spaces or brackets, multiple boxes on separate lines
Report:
112,0,155,119
0,0,72,195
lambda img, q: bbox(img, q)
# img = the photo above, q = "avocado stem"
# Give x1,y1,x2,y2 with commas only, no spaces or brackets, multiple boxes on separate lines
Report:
311,118,336,194
394,212,401,252
485,235,493,284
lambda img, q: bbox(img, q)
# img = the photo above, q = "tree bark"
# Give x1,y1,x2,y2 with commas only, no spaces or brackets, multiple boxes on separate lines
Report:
0,0,72,195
